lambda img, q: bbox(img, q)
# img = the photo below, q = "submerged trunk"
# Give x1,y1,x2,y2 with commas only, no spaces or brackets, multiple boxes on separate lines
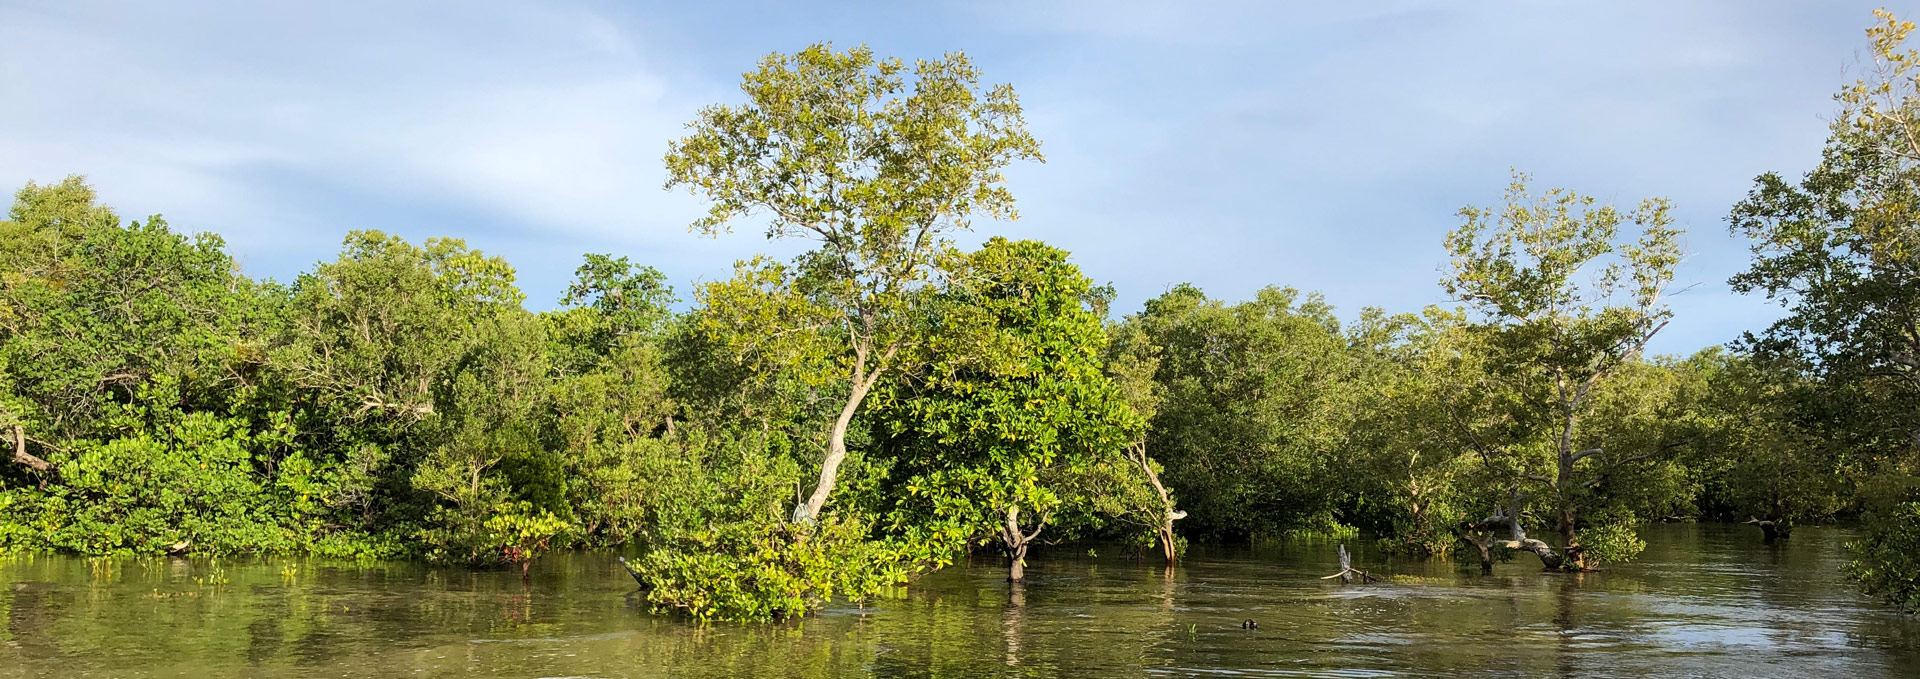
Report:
1321,544,1377,584
1470,504,1568,571
1003,504,1043,582
615,556,646,588
1126,442,1183,566
1460,528,1496,574
1556,505,1586,571
1512,536,1567,571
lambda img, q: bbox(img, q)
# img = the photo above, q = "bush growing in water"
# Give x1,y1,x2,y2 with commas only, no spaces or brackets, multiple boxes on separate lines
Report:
639,515,908,621
612,425,916,621
1848,476,1920,613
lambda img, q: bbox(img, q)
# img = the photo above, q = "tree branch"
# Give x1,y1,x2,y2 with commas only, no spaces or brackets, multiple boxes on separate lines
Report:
10,425,54,473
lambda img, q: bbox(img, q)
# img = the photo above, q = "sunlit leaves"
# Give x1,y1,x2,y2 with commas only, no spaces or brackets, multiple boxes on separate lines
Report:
1731,10,1920,608
874,238,1142,564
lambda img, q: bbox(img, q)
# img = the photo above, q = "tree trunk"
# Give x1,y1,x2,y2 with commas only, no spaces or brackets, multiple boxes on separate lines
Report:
1471,504,1567,571
1320,544,1377,584
791,377,873,524
1460,529,1496,574
1127,442,1183,566
1556,505,1586,571
10,425,53,473
1512,537,1567,571
615,556,646,588
1003,504,1041,582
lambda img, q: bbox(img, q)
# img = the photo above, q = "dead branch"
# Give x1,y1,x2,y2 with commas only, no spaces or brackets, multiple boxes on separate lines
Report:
1320,544,1379,584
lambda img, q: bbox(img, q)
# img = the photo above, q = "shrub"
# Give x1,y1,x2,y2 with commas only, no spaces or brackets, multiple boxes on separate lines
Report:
1849,475,1920,613
639,514,908,621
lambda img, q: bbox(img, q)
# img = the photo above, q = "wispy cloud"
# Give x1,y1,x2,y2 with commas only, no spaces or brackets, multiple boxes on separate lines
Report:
1,0,718,267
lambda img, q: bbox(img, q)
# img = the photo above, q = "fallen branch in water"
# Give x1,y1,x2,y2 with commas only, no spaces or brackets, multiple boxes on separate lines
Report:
1320,544,1378,584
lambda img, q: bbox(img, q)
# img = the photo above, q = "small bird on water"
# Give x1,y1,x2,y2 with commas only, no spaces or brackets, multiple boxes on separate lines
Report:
1240,619,1257,630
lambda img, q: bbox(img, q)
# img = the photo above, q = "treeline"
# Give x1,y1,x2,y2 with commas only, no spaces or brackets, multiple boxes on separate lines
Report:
5,15,1920,620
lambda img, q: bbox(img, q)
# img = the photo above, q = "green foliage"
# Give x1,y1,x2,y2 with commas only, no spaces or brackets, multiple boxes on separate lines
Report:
10,411,299,554
664,43,1041,243
1341,310,1494,556
1848,475,1920,613
484,503,572,568
1729,11,1920,604
548,253,676,370
1439,173,1685,570
1674,350,1849,525
544,254,685,548
633,427,909,621
873,238,1145,569
0,177,305,555
0,184,621,568
640,514,906,621
1098,316,1186,561
1117,284,1362,540
1574,515,1647,566
664,42,1043,524
276,230,562,561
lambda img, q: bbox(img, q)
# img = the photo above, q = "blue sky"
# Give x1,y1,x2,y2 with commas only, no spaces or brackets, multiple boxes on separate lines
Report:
2,1,1911,354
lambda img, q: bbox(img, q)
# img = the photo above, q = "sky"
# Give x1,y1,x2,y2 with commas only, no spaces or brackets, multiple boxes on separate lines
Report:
2,0,1913,355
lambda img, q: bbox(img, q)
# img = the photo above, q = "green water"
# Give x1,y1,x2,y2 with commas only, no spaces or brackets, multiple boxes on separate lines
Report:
1,524,1914,678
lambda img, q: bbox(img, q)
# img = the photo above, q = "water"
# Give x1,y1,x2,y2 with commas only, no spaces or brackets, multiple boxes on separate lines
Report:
1,524,1914,678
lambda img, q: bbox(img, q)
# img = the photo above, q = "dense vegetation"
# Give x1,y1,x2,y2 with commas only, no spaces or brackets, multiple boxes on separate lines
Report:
5,15,1920,620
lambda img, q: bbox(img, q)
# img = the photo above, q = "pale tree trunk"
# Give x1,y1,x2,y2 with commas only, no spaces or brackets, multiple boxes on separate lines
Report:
1512,523,1567,571
1320,544,1378,584
1468,501,1566,571
1002,504,1044,582
10,425,53,473
791,338,894,524
1126,443,1184,565
791,377,871,523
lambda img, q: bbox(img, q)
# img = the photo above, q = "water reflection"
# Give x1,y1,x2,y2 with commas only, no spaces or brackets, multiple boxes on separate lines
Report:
0,525,1914,678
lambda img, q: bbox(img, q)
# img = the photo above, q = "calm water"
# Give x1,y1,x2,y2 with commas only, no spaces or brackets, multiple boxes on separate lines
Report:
1,524,1915,678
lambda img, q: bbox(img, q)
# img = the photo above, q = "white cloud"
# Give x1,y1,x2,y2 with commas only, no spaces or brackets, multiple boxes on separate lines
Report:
0,0,721,264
